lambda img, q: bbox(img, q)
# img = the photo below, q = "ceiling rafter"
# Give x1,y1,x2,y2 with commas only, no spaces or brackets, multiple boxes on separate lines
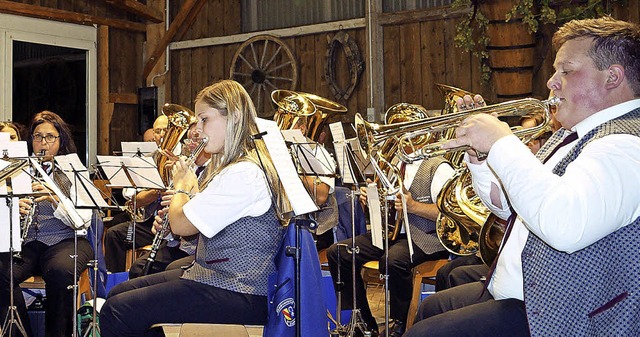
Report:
0,0,146,32
142,0,207,80
105,0,164,23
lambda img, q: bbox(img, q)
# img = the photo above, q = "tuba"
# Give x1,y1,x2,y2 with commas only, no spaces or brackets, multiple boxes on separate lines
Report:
272,90,347,142
156,103,198,185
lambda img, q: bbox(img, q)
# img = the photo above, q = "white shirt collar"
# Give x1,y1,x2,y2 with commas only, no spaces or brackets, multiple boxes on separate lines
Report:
573,98,640,137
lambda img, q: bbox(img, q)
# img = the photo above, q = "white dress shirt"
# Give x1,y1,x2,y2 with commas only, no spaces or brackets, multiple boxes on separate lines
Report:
182,161,272,239
467,99,640,300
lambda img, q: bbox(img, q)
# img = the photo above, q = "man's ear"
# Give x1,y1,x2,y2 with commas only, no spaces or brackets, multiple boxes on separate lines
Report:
605,64,625,89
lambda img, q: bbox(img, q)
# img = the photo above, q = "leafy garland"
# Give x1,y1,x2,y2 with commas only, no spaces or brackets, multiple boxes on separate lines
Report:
452,0,621,82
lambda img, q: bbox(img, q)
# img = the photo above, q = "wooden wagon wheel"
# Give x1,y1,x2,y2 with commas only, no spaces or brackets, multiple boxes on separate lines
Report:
229,35,298,118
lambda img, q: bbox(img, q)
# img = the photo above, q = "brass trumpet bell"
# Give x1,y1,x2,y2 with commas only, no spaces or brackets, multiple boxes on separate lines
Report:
271,90,317,117
157,103,197,185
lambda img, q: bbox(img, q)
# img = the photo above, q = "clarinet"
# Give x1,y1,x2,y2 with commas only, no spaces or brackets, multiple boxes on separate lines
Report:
141,137,208,275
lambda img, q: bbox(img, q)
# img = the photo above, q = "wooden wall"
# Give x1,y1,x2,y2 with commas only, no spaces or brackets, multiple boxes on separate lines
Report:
4,0,640,151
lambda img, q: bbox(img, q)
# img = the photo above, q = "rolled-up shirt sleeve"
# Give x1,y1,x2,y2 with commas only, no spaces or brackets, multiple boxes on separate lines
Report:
182,161,272,238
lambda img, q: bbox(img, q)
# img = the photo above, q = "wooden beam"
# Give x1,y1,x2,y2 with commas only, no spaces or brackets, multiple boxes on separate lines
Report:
0,0,146,32
109,92,138,104
142,0,207,80
97,25,112,155
106,0,164,23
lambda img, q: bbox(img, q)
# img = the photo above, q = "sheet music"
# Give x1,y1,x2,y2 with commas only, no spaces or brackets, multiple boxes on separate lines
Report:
96,155,133,188
121,141,158,157
30,158,89,229
256,118,318,216
366,182,384,249
96,155,164,189
348,138,374,175
282,129,336,176
0,132,10,142
55,153,110,209
400,193,414,261
0,158,29,253
330,122,354,184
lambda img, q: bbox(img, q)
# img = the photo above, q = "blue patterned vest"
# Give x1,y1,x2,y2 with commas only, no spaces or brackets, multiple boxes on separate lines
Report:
407,157,448,255
522,107,640,336
24,168,77,246
181,207,284,296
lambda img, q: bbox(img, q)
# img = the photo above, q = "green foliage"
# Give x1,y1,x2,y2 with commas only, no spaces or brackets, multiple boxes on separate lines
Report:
454,0,621,82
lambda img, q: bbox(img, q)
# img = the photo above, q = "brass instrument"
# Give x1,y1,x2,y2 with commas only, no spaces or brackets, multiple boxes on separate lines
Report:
142,136,209,275
271,90,347,141
157,103,198,185
125,104,197,223
374,103,430,240
355,96,559,164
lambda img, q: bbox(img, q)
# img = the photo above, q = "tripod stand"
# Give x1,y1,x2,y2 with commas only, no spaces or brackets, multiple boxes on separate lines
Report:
1,178,29,337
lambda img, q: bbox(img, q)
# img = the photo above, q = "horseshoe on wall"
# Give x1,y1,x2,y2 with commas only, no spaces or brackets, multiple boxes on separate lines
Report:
324,31,365,103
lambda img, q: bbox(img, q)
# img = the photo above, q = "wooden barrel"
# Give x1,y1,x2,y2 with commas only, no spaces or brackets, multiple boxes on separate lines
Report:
480,0,535,100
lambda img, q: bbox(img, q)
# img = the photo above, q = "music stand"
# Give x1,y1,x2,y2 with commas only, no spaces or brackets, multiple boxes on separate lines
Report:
55,154,118,337
0,159,33,337
96,155,165,268
254,119,321,337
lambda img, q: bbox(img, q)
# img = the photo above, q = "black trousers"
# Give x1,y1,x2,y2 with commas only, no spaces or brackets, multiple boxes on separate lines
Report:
404,282,530,337
327,232,448,329
127,243,190,279
434,254,484,291
104,218,154,272
99,269,268,337
0,238,92,337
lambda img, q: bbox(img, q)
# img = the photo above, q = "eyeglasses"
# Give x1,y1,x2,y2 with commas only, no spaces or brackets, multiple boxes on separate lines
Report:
32,134,60,143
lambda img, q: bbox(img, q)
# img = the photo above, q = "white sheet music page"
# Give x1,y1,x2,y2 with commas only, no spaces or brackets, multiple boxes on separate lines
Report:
55,153,109,209
281,129,335,176
122,156,164,190
0,159,28,253
121,141,158,157
329,122,354,184
366,182,384,249
30,158,89,229
347,138,374,175
256,118,318,216
96,156,133,188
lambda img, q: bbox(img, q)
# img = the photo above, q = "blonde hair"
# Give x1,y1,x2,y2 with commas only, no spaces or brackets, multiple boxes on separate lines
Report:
194,80,291,217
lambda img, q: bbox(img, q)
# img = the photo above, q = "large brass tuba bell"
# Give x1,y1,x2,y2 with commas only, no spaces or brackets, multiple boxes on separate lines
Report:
271,90,347,141
156,103,197,185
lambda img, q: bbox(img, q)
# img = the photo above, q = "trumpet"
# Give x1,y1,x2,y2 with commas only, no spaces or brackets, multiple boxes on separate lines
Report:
141,136,209,275
355,96,560,163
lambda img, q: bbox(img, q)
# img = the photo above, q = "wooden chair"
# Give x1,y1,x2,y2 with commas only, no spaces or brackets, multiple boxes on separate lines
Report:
151,323,263,337
125,244,152,271
406,258,450,328
20,269,92,309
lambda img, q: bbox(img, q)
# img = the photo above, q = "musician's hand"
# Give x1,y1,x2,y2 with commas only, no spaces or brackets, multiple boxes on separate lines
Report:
32,182,59,204
18,198,33,216
359,178,373,207
171,158,197,193
394,190,416,213
160,150,181,170
153,214,164,233
160,190,175,207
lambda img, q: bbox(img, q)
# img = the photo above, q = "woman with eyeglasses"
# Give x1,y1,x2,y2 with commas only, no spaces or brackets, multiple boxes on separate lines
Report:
0,110,93,337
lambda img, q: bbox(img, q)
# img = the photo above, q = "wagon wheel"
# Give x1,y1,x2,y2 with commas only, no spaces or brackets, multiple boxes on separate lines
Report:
229,35,298,118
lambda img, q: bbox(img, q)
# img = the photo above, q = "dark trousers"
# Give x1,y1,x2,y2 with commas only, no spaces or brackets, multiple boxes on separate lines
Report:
166,255,195,271
127,244,190,279
104,218,154,272
0,238,92,337
99,269,269,337
435,254,484,291
327,232,448,329
404,282,530,337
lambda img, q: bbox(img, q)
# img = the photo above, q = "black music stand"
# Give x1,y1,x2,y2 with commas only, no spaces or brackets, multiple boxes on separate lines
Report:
250,123,324,337
327,140,378,337
95,155,165,268
58,156,119,337
0,159,32,337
